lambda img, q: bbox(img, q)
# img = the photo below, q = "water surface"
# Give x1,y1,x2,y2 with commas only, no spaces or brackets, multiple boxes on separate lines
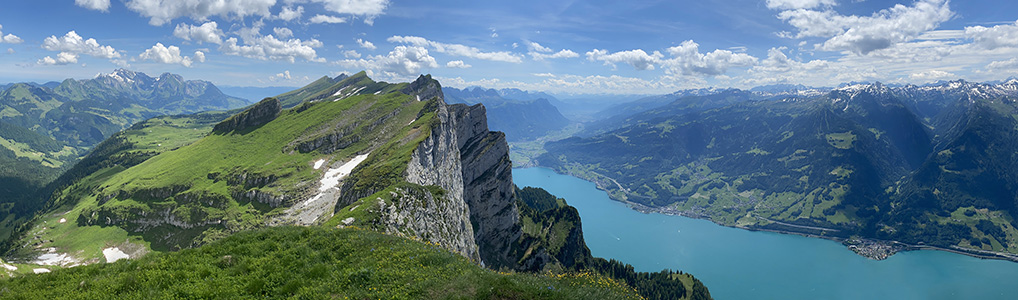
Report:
514,167,1018,300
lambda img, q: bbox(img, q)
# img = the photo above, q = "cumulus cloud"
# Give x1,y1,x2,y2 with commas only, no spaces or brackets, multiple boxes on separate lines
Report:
585,49,664,70
273,27,294,39
278,6,304,21
173,21,224,44
586,41,757,76
335,45,438,77
194,50,206,62
38,52,79,65
139,43,202,67
388,35,522,63
776,0,953,55
965,20,1018,49
661,40,758,76
985,58,1018,71
446,60,471,68
526,41,578,60
219,34,325,63
343,50,361,58
908,70,955,82
356,38,376,50
270,70,292,80
0,25,23,44
765,0,835,10
75,0,111,11
125,0,276,26
310,15,347,24
41,31,121,65
310,0,390,24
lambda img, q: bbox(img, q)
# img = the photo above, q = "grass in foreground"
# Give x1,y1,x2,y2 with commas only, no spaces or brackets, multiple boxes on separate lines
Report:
0,226,641,299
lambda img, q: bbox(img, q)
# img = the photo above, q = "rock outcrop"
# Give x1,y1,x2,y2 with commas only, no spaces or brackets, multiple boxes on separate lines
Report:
212,97,281,134
402,74,444,102
452,104,523,269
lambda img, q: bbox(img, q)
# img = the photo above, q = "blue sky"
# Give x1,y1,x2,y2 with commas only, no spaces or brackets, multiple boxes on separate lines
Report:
1,0,1018,94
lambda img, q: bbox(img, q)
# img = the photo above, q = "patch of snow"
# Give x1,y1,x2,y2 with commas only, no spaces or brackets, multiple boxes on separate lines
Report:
349,204,360,211
313,159,326,170
103,247,130,263
58,218,66,223
374,91,381,95
32,248,79,267
319,153,370,193
407,118,417,126
416,95,420,101
342,217,355,225
1,260,16,271
33,268,50,274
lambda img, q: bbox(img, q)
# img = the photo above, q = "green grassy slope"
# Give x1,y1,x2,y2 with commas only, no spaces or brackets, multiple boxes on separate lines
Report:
539,87,1018,254
0,226,641,299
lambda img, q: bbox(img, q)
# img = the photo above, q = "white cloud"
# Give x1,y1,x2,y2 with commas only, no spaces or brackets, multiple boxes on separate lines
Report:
343,50,361,58
334,45,438,78
278,6,304,21
965,20,1018,50
125,0,276,26
173,21,224,44
985,58,1018,71
270,70,292,80
388,35,522,63
765,0,835,10
776,0,953,55
526,41,553,53
438,73,691,95
531,49,579,60
6,48,14,54
139,43,201,67
41,31,121,64
356,38,376,50
908,70,955,82
38,52,79,65
446,60,471,68
310,14,347,24
585,49,663,70
75,0,111,11
194,50,206,62
220,34,325,63
0,25,23,44
1,34,21,44
311,0,389,24
532,73,556,78
661,40,758,76
273,27,294,39
526,41,578,60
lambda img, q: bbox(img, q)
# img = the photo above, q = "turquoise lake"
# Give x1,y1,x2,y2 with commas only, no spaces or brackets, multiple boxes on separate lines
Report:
513,167,1018,300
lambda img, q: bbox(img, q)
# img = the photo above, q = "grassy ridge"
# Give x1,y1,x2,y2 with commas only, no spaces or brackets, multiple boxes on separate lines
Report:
0,227,641,299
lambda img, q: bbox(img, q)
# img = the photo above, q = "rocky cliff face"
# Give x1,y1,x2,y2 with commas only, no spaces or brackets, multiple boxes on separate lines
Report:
452,104,522,269
377,94,522,267
403,102,480,261
212,97,281,134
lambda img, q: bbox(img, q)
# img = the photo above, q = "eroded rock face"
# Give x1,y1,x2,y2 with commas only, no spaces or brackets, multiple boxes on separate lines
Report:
377,186,478,262
404,103,480,262
452,104,522,270
212,97,281,133
402,74,444,102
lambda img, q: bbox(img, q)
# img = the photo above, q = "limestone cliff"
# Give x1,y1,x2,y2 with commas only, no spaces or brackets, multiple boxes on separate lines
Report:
212,97,281,134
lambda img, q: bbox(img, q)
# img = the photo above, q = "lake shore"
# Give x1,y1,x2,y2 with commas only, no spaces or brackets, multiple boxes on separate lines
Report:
537,167,1018,264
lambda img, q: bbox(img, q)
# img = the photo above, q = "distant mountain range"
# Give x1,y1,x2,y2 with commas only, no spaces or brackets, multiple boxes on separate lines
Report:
443,87,570,142
0,69,248,241
539,79,1018,257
